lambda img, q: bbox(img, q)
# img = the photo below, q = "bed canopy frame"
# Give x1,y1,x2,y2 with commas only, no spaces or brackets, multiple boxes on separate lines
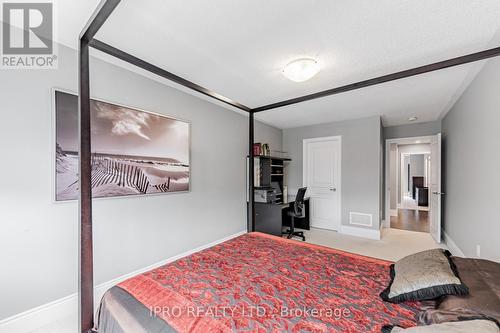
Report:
78,1,500,332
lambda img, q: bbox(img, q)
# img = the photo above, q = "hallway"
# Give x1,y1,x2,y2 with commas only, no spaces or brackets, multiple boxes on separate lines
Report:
390,208,430,233
400,195,429,211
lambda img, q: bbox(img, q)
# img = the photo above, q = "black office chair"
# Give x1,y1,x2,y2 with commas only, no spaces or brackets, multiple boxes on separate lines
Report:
284,187,307,241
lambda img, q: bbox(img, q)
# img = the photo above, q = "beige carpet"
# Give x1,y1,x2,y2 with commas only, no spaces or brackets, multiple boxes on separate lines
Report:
301,227,446,262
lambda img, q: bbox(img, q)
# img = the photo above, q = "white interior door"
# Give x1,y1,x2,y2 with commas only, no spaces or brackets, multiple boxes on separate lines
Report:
429,133,442,243
303,137,341,231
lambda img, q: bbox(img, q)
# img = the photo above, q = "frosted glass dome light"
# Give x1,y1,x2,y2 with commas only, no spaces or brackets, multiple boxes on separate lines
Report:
283,58,320,82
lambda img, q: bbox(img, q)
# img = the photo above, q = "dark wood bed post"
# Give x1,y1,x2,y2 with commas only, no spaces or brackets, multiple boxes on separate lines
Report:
78,1,122,332
78,37,94,333
248,111,255,232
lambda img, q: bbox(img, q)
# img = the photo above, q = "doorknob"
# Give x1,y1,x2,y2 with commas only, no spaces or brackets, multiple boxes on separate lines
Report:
432,191,445,195
330,188,336,192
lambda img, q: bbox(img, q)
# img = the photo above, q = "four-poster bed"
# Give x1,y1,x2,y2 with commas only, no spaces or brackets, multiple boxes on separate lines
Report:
78,1,500,332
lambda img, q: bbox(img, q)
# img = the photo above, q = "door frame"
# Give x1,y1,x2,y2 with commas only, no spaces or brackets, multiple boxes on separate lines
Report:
303,136,342,231
429,133,442,243
384,135,436,228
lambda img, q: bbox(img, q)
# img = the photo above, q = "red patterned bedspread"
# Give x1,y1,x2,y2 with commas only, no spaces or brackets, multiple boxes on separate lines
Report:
119,232,421,332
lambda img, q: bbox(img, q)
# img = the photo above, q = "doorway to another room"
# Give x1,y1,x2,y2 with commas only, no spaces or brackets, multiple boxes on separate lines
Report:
397,150,430,232
385,135,442,242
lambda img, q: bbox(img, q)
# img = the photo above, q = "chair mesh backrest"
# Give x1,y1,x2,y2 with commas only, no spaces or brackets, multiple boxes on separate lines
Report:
294,187,307,217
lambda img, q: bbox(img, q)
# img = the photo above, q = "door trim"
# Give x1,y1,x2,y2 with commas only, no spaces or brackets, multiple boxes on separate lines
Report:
429,133,442,243
384,135,436,228
303,136,342,231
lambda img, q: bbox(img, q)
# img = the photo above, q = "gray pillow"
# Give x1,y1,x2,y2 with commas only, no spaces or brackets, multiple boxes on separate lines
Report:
382,320,499,332
380,249,468,303
418,257,500,325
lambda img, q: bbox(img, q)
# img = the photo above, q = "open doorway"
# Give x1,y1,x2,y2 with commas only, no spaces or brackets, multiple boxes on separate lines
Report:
400,151,430,210
385,135,441,241
397,148,430,232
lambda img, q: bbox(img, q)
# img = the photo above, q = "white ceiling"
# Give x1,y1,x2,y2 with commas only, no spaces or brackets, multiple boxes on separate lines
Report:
56,1,102,47
56,1,500,128
255,61,485,128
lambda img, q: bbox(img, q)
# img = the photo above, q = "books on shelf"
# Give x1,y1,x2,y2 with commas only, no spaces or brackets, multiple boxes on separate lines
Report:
253,143,272,156
253,143,261,156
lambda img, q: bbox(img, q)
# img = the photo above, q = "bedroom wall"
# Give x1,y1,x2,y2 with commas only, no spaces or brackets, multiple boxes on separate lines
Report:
442,56,500,262
282,116,382,231
384,120,442,140
254,121,283,153
0,43,281,320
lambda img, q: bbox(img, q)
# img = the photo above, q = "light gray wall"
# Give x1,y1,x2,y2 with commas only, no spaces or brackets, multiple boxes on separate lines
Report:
384,120,442,140
442,57,500,262
283,116,382,230
410,154,425,177
0,44,280,319
254,121,282,153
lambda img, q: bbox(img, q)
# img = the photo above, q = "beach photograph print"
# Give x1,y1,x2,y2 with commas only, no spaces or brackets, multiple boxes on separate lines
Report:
55,90,190,201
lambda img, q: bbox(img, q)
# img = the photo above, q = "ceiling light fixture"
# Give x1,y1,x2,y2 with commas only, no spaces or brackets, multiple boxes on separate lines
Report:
408,116,418,122
283,58,320,82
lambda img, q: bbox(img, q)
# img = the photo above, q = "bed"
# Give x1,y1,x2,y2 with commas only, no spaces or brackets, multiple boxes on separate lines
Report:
97,232,422,332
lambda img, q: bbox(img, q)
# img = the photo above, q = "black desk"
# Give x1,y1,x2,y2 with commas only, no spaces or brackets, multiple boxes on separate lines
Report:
255,198,310,237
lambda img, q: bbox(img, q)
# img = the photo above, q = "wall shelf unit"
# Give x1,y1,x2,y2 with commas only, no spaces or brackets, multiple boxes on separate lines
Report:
248,155,290,204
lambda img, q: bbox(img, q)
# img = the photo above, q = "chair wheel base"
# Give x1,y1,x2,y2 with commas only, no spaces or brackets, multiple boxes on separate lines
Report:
284,231,305,241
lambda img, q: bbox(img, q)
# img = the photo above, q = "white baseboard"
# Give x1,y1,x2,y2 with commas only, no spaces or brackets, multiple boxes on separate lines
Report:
442,230,465,257
0,230,247,333
340,225,381,240
0,293,77,333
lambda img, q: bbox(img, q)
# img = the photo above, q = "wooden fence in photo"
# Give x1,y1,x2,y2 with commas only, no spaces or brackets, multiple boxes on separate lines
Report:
90,154,171,194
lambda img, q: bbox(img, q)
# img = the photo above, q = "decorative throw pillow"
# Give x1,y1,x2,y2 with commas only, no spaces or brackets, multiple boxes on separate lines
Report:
381,320,499,333
380,249,468,303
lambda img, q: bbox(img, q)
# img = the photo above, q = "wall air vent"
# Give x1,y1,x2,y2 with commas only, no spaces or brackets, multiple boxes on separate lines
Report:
349,212,373,227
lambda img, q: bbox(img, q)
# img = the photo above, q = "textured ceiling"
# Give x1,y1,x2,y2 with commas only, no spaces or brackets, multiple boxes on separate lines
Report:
57,1,500,127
